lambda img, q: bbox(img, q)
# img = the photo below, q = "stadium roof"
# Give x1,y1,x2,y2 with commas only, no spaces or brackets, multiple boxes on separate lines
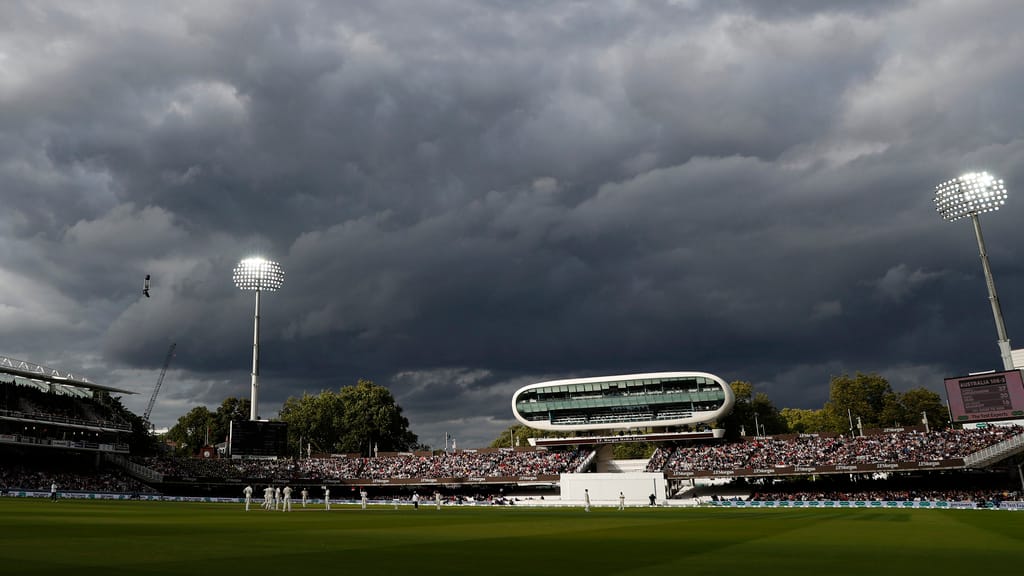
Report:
0,354,135,395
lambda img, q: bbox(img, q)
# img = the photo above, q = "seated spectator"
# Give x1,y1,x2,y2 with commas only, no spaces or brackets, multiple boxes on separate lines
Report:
651,426,1024,474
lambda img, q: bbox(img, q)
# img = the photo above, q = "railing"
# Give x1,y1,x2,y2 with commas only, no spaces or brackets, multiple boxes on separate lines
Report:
575,450,597,473
0,408,131,432
105,454,164,483
963,432,1024,468
653,411,693,420
0,433,128,453
552,413,657,425
551,416,588,425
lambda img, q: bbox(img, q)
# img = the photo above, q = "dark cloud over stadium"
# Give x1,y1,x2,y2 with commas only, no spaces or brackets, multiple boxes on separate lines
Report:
2,1,1023,447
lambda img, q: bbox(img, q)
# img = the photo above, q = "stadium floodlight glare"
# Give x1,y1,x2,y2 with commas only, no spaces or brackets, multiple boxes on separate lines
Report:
233,257,285,291
934,172,1012,370
935,172,1007,222
233,257,285,420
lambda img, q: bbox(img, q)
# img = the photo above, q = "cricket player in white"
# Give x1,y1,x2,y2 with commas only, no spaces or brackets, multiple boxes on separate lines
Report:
584,489,591,512
301,488,309,508
360,489,368,510
434,491,442,510
618,491,625,510
263,486,274,510
324,487,330,510
244,485,253,511
282,485,293,512
274,486,282,510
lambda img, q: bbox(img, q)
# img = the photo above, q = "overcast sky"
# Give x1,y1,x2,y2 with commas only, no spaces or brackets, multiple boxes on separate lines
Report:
3,0,1024,448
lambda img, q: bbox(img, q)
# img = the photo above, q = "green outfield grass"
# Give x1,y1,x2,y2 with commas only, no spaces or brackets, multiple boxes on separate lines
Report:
2,499,1022,575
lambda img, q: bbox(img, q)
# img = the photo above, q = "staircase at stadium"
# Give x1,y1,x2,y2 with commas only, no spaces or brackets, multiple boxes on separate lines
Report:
963,432,1024,468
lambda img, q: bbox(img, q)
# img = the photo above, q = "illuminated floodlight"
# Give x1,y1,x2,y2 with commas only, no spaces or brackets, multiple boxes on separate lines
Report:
934,171,1007,222
934,172,1012,370
234,257,285,420
233,257,285,291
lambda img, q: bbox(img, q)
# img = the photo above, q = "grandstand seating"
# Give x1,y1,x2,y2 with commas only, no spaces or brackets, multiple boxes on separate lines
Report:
649,426,1024,474
4,372,1023,502
0,446,156,495
138,448,592,483
0,380,132,455
743,467,1021,503
0,379,131,432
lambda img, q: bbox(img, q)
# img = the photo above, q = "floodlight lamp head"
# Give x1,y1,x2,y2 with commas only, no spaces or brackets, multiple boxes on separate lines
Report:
233,257,285,291
934,171,1008,222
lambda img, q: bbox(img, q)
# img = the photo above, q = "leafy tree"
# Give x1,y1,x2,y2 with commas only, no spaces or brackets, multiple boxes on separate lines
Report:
752,391,787,435
279,379,418,455
487,424,652,457
102,393,160,455
211,397,250,446
611,442,657,459
165,406,215,455
823,373,894,433
720,381,785,438
780,407,828,433
489,424,560,448
338,379,418,453
878,387,948,430
719,381,753,439
279,389,345,455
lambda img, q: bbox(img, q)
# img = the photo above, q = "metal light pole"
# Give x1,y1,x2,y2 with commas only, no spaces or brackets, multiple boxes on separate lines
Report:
935,172,1012,370
233,257,285,421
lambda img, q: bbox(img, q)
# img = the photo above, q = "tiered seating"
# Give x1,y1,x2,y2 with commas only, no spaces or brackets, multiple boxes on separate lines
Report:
141,448,591,482
649,426,1024,473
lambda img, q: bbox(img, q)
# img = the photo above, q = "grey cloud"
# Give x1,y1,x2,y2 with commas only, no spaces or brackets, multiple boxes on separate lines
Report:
2,1,1024,447
872,264,944,303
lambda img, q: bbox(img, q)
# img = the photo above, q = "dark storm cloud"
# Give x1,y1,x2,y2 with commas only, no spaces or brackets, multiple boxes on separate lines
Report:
2,0,1024,447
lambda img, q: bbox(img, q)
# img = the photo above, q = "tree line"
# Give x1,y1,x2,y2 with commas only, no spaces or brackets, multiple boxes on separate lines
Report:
162,379,419,457
487,373,948,459
721,373,947,439
159,372,946,457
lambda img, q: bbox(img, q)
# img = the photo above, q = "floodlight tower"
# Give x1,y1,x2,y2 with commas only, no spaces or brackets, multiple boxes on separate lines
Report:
934,172,1012,370
233,257,285,420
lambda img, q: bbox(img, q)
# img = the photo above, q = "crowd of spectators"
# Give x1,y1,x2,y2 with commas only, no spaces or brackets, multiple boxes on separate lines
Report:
748,488,1016,503
140,448,591,482
650,426,1024,473
0,464,156,495
742,471,1021,503
141,456,303,482
1,379,129,429
357,449,587,479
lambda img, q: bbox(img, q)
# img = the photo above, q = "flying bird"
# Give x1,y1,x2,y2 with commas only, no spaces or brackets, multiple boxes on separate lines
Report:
143,274,151,298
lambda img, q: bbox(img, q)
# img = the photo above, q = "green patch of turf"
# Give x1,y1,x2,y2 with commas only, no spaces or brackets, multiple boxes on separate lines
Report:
1,500,1022,575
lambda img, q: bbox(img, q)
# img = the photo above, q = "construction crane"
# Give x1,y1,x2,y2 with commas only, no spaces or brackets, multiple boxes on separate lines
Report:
144,342,176,428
